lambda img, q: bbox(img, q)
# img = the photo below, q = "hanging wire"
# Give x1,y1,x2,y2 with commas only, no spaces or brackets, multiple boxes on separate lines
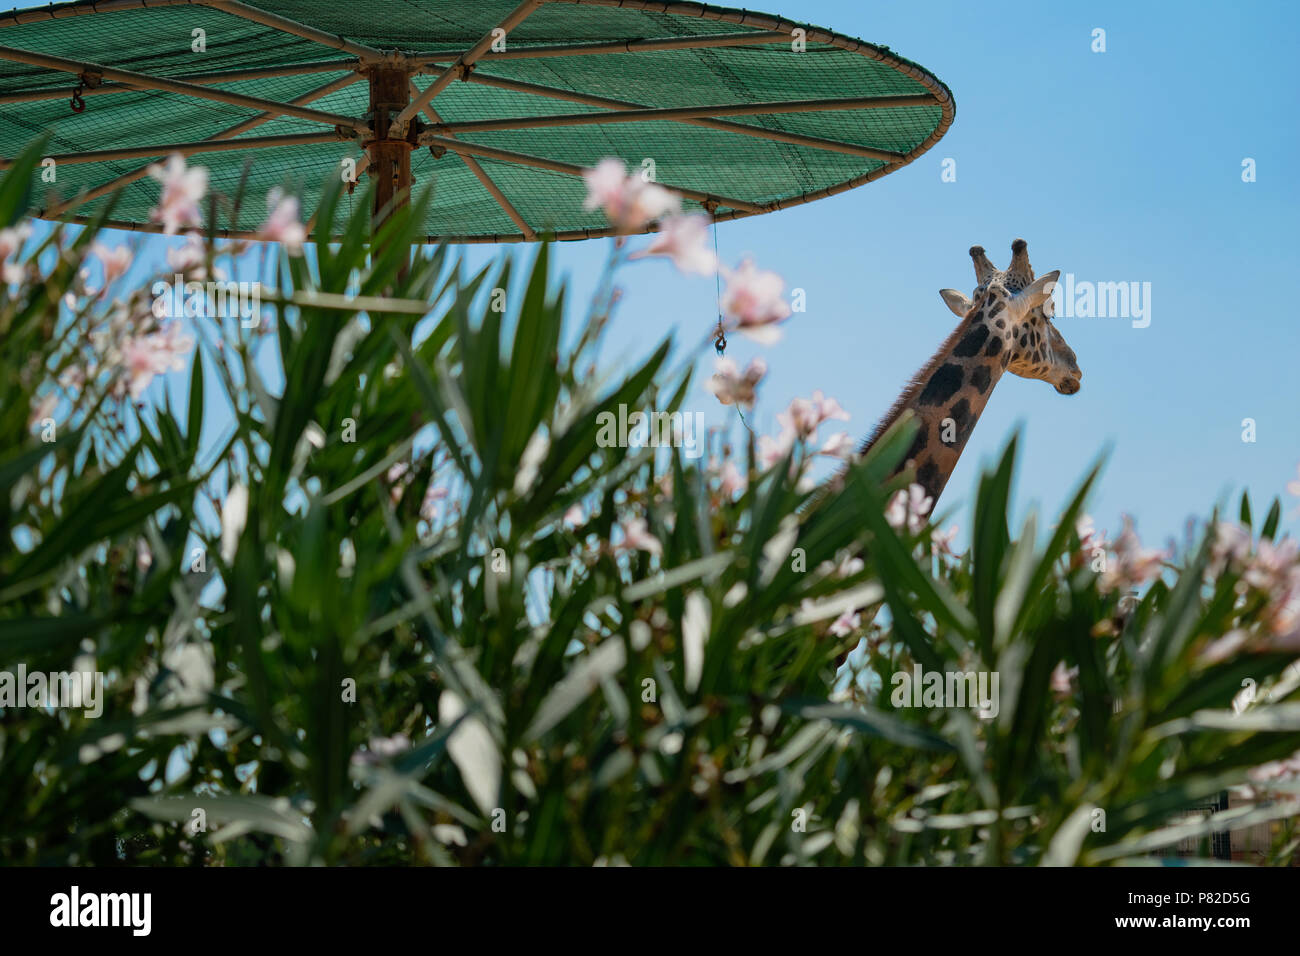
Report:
708,215,754,435
712,215,726,356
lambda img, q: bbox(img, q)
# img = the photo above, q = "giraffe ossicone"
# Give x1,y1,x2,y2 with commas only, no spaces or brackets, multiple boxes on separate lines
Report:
860,239,1082,511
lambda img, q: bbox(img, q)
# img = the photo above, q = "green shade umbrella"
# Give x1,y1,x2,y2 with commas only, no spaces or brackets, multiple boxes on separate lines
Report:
0,0,954,244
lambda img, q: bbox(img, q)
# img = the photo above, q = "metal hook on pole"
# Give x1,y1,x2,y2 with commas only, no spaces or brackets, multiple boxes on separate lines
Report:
69,71,101,114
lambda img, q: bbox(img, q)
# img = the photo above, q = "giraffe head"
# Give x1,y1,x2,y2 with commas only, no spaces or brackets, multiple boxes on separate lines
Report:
939,239,1081,395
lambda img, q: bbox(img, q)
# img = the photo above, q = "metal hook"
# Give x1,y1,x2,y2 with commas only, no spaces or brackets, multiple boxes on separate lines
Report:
70,79,86,114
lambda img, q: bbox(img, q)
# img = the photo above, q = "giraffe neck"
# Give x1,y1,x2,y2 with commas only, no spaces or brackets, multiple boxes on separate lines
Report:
861,303,1009,507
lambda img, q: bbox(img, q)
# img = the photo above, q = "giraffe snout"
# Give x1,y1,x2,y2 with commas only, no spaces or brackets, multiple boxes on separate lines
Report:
1056,377,1081,395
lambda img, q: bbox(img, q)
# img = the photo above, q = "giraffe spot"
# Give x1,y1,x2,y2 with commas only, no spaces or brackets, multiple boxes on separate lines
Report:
995,319,1005,329
948,398,972,439
988,301,1005,317
916,459,940,496
953,323,990,358
906,422,928,462
970,365,991,394
918,363,963,406
1000,353,1010,368
984,336,1003,357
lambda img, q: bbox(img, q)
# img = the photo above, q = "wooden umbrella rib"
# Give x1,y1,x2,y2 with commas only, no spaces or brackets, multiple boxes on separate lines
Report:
42,74,362,219
0,0,200,28
433,94,934,136
411,30,791,63
418,132,769,214
196,0,386,61
3,131,348,171
410,81,535,240
392,0,544,138
0,43,369,131
463,72,901,162
0,59,362,106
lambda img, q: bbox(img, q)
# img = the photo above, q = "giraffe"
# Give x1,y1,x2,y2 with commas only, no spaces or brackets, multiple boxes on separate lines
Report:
858,239,1081,510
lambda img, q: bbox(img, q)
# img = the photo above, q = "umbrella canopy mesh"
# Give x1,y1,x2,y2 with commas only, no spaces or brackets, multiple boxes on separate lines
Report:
0,0,955,242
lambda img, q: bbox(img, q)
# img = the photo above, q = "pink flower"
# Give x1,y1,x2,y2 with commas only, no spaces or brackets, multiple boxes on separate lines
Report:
1050,662,1078,698
91,242,133,289
419,484,449,522
165,234,222,281
58,364,88,392
631,213,716,275
0,223,31,283
259,187,307,255
1209,521,1252,576
885,483,933,534
351,733,412,767
118,322,194,399
829,609,861,637
772,391,850,449
562,504,586,528
1099,516,1166,594
812,390,850,424
27,392,57,429
931,524,960,557
705,356,766,409
147,154,207,234
1076,515,1102,553
1242,538,1298,593
615,517,662,557
757,433,793,471
778,397,820,440
718,460,746,498
583,158,680,233
818,431,853,459
719,259,791,345
0,222,29,260
1247,751,1300,788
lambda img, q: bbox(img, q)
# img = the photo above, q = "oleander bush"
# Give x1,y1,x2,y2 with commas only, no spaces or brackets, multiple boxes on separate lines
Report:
1,137,1298,866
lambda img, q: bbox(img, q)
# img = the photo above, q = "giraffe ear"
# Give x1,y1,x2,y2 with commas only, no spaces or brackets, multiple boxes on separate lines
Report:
939,288,972,317
1018,270,1061,310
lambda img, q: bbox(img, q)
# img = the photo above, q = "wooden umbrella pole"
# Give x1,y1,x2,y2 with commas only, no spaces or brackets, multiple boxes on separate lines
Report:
365,63,418,275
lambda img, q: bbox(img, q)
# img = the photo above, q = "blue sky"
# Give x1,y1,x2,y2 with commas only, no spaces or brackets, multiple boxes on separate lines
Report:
14,0,1300,549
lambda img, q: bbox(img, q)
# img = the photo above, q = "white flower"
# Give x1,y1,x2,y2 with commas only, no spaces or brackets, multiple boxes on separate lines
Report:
829,609,861,637
419,484,449,522
118,321,193,399
1099,515,1165,594
615,517,662,557
27,392,57,429
682,592,710,693
259,187,307,255
719,259,791,344
631,212,716,275
582,158,680,233
818,431,854,459
705,356,766,409
147,154,207,234
220,483,249,564
885,483,933,534
351,733,411,767
91,241,133,289
718,460,746,498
